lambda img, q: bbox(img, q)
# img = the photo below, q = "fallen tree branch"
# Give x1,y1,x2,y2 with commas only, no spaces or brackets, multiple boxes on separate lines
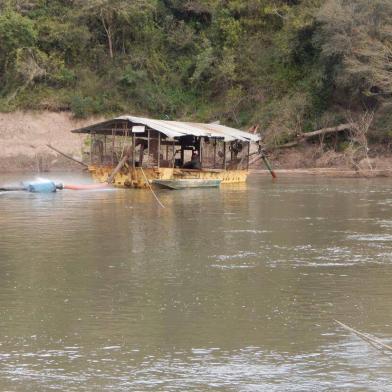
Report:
300,123,355,139
268,123,355,150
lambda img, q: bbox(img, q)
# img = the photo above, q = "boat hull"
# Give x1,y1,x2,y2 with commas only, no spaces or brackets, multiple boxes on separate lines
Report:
153,179,221,190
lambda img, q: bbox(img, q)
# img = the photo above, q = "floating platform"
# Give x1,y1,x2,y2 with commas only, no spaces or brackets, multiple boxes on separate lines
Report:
71,114,261,189
89,166,249,188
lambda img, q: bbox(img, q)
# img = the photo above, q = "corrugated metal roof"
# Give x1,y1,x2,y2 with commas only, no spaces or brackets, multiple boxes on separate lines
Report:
72,114,260,142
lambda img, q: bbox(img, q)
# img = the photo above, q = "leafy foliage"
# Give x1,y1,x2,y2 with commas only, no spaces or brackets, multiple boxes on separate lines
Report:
0,0,391,142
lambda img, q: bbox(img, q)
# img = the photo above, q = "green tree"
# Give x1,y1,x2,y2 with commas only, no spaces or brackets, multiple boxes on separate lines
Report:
0,10,37,75
316,0,392,100
75,0,158,60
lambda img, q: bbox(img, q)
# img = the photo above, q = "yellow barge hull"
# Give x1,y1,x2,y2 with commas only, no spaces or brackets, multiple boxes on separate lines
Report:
88,165,249,189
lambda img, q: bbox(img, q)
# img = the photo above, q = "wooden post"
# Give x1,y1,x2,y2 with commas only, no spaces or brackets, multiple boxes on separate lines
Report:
90,133,93,165
107,153,129,184
246,142,250,170
200,137,203,169
157,132,161,168
172,140,175,168
180,147,184,167
223,142,227,170
132,132,135,168
213,139,217,168
261,153,277,179
111,129,115,166
147,129,150,166
139,143,145,167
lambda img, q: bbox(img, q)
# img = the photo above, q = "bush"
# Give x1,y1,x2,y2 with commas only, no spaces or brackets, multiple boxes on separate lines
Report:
70,95,102,118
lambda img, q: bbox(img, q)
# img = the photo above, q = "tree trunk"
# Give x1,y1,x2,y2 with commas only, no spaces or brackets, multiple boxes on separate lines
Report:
300,123,354,139
100,11,114,59
107,31,113,59
269,123,356,150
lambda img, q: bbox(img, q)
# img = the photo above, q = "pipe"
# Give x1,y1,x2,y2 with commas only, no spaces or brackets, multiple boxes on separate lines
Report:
62,183,110,190
261,154,277,179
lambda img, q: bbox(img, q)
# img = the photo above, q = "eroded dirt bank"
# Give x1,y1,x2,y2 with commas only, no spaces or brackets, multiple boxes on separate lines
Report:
2,111,392,176
0,111,104,172
251,144,392,177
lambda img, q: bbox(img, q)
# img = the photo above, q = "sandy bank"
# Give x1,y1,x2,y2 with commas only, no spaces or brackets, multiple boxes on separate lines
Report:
2,111,392,178
251,168,392,178
0,111,103,172
250,143,392,178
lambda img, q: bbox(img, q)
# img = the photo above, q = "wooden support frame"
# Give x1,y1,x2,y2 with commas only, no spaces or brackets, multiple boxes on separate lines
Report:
199,137,203,169
157,132,161,168
213,139,217,168
180,147,184,167
223,142,227,170
111,129,115,166
147,129,150,166
90,132,94,165
172,140,176,168
132,132,135,168
247,141,250,170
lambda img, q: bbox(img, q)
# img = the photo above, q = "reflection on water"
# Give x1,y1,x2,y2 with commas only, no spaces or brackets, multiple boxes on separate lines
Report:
1,173,392,390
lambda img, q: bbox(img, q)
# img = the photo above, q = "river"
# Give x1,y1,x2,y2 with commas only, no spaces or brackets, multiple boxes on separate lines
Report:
1,173,392,391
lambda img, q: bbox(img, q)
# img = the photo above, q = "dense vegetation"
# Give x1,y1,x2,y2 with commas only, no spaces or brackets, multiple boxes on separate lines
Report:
0,0,391,145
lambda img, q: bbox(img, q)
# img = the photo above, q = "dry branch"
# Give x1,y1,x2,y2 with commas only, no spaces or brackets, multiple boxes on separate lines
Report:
300,123,355,139
269,123,355,150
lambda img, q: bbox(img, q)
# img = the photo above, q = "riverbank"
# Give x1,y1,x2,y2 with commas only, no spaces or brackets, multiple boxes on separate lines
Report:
252,168,392,178
2,110,392,176
252,143,392,177
0,111,103,172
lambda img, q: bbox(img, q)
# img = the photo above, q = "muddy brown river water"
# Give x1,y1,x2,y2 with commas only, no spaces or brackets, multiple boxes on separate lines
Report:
1,173,392,391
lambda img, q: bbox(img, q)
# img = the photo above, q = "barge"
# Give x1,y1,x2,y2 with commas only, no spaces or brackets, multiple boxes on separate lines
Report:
71,115,261,188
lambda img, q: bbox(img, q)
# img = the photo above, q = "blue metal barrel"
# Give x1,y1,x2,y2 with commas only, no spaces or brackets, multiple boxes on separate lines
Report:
24,180,57,193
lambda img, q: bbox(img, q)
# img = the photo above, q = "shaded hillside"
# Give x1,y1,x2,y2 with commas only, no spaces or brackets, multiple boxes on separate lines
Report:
0,0,391,147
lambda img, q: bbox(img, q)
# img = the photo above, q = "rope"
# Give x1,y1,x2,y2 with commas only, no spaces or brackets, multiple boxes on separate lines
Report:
140,166,165,209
